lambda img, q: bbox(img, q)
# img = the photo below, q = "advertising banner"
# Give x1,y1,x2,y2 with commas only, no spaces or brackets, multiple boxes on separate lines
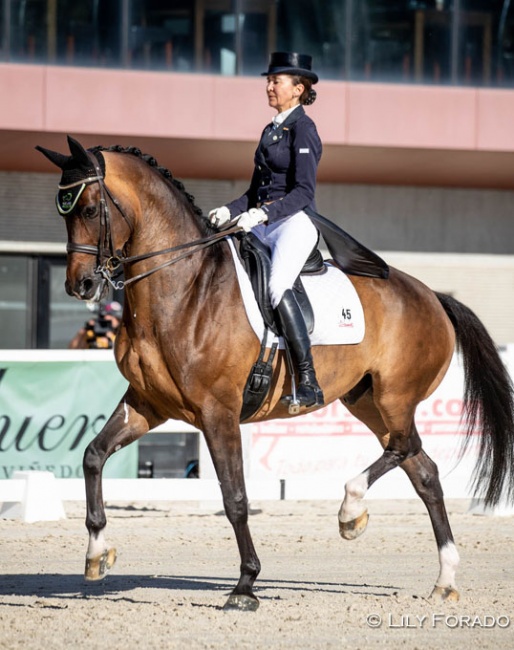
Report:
0,352,134,480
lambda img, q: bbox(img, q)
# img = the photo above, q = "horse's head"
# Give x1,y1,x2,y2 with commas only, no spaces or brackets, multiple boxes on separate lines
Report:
36,135,130,302
38,136,219,305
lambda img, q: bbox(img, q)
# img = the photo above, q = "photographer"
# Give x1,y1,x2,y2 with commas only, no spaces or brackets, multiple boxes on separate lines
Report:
68,301,122,350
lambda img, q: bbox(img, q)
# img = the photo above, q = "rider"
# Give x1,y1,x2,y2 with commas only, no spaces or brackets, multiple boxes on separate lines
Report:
209,52,324,408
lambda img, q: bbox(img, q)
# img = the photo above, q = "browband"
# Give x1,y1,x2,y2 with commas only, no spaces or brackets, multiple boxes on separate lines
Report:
56,176,104,216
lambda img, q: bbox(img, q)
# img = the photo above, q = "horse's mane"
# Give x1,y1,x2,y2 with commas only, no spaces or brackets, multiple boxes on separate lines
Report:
91,144,216,235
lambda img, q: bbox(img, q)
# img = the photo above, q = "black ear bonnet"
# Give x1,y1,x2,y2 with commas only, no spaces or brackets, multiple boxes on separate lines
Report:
56,150,105,216
36,136,106,215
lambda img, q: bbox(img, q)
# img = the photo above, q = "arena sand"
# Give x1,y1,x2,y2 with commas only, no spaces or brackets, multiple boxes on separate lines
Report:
0,498,512,649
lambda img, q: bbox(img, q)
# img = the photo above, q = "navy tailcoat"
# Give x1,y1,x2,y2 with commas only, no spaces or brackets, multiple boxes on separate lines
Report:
225,106,321,224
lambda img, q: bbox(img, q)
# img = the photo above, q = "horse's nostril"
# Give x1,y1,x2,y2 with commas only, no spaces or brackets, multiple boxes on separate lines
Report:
82,278,93,294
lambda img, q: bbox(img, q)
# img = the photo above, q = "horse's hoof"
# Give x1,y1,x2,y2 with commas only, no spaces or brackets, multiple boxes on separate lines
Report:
339,510,369,540
429,585,460,602
223,593,260,612
84,548,117,581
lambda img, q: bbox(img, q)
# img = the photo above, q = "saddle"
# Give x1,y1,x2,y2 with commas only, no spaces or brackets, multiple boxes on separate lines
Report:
238,232,325,335
236,232,325,422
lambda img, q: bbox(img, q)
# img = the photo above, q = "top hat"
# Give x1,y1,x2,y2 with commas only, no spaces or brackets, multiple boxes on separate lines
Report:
261,52,318,84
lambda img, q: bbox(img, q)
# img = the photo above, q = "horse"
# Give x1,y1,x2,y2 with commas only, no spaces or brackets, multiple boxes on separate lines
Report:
36,136,514,611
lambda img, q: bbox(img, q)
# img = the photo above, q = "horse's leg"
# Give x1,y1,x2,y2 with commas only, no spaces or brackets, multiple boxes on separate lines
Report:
339,414,421,539
338,388,428,538
400,451,460,602
337,393,388,540
83,388,161,581
339,394,460,601
201,411,261,611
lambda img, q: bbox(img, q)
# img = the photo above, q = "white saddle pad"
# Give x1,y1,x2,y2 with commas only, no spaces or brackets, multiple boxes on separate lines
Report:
228,239,365,347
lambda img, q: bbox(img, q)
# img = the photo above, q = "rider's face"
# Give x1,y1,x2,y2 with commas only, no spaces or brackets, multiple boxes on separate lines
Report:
266,75,304,113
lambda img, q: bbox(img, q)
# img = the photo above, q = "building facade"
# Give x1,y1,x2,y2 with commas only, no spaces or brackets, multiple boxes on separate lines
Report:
1,0,514,347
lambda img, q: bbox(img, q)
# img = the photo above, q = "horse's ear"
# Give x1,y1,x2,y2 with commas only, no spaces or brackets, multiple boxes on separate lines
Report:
67,135,91,167
35,145,70,170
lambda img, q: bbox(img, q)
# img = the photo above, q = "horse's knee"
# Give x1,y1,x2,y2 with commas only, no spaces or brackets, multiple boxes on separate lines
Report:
83,442,105,476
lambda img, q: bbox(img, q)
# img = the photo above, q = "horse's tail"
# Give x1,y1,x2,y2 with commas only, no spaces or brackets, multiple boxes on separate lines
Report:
436,292,514,507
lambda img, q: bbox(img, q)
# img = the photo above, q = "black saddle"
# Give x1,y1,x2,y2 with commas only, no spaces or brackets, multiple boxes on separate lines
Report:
238,232,325,335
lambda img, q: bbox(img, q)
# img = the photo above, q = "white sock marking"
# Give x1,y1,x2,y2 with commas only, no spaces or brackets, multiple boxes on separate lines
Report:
87,530,107,558
339,472,369,523
436,541,460,588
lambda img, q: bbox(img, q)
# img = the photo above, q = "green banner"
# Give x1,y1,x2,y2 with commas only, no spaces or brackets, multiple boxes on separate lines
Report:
0,358,134,479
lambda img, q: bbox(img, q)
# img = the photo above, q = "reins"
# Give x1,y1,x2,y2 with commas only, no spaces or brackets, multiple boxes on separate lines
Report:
104,224,241,290
65,163,241,291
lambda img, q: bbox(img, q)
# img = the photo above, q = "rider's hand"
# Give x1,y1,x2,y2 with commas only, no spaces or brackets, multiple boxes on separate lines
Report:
208,206,231,228
237,208,268,232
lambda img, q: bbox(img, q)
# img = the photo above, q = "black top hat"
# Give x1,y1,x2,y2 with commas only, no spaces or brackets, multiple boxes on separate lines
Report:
261,52,318,84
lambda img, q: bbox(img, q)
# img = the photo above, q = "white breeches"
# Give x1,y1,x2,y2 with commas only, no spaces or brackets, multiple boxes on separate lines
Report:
252,210,319,308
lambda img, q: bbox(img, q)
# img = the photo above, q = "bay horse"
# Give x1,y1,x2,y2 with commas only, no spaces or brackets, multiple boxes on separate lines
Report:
37,136,514,610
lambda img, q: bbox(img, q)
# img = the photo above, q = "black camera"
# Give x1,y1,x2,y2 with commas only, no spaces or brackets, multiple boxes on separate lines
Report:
85,304,119,349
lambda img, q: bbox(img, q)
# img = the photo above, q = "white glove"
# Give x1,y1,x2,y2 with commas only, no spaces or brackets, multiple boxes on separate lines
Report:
237,208,268,232
208,206,231,228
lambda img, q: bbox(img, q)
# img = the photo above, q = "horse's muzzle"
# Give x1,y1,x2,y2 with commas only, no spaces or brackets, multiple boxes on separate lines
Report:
66,274,107,301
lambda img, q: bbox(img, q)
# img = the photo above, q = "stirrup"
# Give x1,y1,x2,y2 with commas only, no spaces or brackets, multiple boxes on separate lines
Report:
297,382,325,408
281,383,324,411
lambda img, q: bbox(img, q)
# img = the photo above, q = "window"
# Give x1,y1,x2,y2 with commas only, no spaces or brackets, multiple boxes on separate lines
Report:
0,255,31,348
0,253,122,349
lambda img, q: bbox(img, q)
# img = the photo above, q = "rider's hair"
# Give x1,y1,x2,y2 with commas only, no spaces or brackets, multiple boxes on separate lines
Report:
291,75,317,106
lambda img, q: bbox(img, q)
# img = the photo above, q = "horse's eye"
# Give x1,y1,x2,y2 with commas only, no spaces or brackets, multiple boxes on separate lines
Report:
82,204,98,219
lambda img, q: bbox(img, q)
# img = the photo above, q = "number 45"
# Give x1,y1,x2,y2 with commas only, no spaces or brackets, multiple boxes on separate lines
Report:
341,308,352,320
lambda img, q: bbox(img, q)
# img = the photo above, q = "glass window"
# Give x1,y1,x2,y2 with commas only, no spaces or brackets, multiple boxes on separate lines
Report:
239,0,277,76
0,253,125,350
55,0,122,67
0,255,31,349
43,258,122,349
48,261,88,349
348,1,453,85
352,1,401,82
496,0,514,85
9,0,49,62
55,0,94,65
201,1,237,74
413,1,454,85
127,0,194,71
458,1,503,86
1,0,514,87
1,0,5,59
276,0,347,80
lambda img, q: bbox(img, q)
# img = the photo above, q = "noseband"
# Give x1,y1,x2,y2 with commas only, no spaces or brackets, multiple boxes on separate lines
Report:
64,154,240,290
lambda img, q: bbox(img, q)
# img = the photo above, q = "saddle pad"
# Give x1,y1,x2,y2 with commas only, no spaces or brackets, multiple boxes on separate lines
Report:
228,238,365,347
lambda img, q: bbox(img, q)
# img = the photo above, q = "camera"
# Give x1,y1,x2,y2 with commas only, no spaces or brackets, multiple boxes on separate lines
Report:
84,303,121,349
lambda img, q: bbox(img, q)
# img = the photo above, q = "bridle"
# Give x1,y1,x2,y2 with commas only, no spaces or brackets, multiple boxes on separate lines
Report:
63,154,240,291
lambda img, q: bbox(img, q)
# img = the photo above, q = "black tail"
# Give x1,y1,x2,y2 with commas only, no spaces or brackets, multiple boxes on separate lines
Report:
436,292,514,507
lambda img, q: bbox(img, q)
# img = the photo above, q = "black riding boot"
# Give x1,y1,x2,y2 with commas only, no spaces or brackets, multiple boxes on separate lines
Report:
276,289,324,408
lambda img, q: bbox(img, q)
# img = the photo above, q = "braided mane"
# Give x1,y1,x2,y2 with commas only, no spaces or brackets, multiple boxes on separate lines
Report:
90,144,211,227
